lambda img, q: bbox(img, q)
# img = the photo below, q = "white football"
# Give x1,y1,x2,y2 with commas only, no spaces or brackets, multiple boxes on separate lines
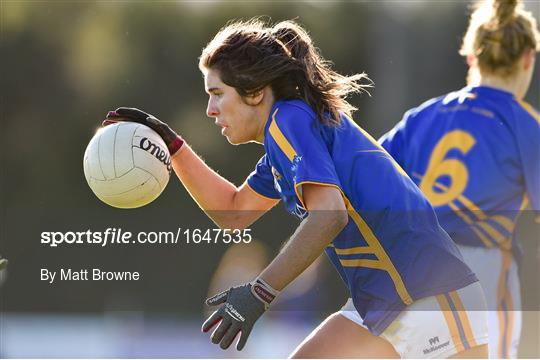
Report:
83,122,171,208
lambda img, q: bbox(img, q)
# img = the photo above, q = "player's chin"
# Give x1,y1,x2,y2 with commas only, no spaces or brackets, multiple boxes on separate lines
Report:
225,134,248,146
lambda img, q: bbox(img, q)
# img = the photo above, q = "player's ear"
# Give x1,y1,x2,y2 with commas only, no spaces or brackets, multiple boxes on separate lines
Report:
244,86,272,106
466,54,477,68
522,48,535,70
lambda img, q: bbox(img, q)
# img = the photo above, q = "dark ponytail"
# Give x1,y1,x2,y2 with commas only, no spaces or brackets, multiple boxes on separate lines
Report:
199,19,371,126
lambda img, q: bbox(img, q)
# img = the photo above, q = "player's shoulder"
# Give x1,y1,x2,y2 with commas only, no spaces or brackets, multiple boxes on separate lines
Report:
512,99,540,128
415,92,450,114
272,99,317,127
398,93,447,130
466,86,537,127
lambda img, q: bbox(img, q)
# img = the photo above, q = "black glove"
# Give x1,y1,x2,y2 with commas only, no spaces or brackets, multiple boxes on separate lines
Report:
202,278,280,351
104,107,184,156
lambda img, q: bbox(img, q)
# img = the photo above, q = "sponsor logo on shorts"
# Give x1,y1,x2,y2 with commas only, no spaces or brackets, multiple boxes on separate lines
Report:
423,336,450,355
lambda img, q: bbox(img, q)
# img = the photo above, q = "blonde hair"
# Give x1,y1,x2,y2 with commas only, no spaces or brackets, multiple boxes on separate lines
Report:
460,0,540,78
200,18,371,126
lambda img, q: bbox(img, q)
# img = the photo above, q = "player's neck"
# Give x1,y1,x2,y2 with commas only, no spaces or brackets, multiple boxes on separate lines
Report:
478,77,519,96
253,88,276,144
477,60,534,100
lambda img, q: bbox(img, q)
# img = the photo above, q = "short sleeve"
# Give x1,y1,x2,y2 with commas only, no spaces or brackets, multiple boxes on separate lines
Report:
266,103,341,204
246,155,281,200
514,102,540,212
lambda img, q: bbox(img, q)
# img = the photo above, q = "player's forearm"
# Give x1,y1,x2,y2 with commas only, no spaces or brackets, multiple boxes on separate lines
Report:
258,210,348,291
171,144,238,212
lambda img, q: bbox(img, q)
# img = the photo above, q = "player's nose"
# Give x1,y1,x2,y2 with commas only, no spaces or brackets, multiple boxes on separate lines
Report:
206,99,219,118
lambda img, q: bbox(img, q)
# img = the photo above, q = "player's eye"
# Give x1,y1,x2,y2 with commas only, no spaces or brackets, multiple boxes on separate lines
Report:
206,88,221,97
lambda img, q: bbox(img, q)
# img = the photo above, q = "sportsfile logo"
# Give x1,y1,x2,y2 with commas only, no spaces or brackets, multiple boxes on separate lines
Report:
140,137,172,172
423,336,450,355
224,303,245,322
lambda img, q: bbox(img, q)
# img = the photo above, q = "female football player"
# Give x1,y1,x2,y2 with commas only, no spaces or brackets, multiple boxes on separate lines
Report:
105,19,488,358
380,0,539,357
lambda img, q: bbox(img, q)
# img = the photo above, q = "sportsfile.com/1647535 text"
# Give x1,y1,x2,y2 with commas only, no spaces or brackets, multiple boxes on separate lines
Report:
40,228,253,247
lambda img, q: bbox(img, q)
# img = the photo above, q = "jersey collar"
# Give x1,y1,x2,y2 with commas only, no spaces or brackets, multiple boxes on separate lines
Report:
467,85,515,99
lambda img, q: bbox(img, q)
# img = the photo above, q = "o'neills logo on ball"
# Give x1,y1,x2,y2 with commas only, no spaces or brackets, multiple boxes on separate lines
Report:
139,137,172,172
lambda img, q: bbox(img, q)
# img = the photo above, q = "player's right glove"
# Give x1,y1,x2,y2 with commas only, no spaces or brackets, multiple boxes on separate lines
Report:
202,278,280,351
104,107,185,156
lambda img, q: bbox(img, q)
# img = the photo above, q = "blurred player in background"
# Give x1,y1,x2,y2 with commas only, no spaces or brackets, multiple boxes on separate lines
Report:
380,0,539,357
105,19,488,358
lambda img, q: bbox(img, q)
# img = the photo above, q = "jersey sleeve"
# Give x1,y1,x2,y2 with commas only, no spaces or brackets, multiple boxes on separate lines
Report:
266,104,341,204
514,102,540,212
246,154,281,200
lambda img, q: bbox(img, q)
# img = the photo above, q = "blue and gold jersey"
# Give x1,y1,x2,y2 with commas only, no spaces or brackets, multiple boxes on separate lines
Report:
247,99,477,335
380,86,539,259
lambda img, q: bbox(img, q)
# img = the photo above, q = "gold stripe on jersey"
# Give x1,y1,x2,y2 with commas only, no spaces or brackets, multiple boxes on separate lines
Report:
446,201,476,224
345,114,408,177
471,227,496,248
423,177,493,247
294,180,413,306
456,194,487,220
447,202,494,248
443,180,520,235
490,215,514,233
270,110,413,305
431,180,486,221
268,108,297,162
519,193,529,211
344,113,380,148
517,100,540,126
477,222,511,249
334,246,373,255
244,182,280,201
452,199,512,249
433,180,513,248
342,196,413,305
340,259,385,269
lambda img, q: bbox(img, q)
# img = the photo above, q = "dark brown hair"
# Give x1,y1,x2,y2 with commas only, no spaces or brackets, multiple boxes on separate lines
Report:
199,19,371,126
460,0,539,78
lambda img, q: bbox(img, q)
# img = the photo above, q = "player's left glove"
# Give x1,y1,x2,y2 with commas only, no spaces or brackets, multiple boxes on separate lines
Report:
202,278,280,351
